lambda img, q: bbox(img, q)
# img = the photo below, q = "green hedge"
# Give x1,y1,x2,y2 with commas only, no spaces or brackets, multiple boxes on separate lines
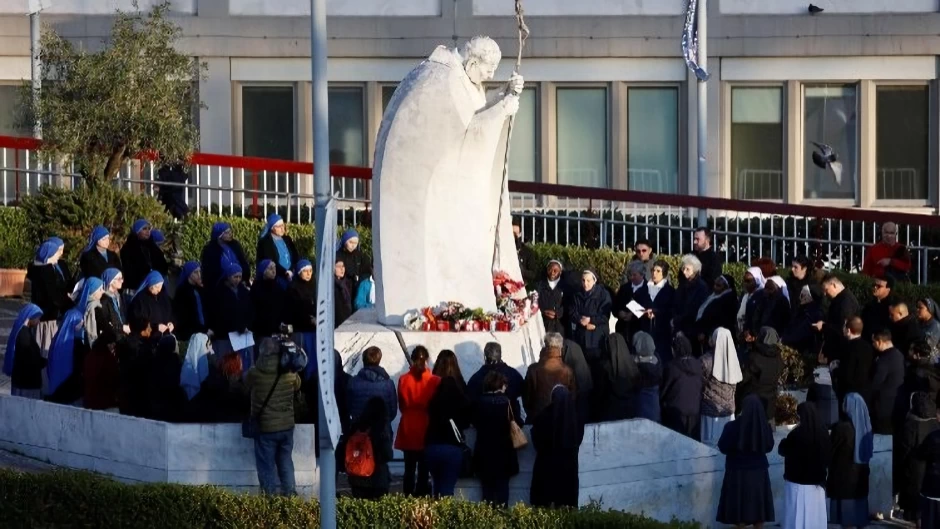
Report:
0,207,33,269
0,470,697,529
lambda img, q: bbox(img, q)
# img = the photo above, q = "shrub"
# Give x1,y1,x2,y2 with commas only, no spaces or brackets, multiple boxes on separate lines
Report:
0,207,33,269
0,469,698,529
775,393,799,426
18,184,175,267
777,344,807,389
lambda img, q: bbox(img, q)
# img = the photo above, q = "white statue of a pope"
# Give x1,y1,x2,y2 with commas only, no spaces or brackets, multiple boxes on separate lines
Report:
372,36,525,326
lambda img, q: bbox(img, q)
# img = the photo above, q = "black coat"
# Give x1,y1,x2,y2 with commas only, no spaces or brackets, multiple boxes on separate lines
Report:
466,363,524,423
156,164,189,219
336,247,371,289
471,393,520,480
335,277,354,327
11,326,45,390
251,279,287,337
891,315,924,358
535,279,565,335
26,263,73,321
173,282,208,341
782,302,824,357
128,291,175,331
917,429,940,499
200,240,250,289
694,291,738,343
120,236,168,292
424,380,472,446
826,418,870,500
210,283,254,336
638,284,675,362
672,276,709,338
897,414,939,511
755,294,791,335
96,293,127,338
561,339,594,394
515,240,539,285
742,290,767,337
147,348,186,422
861,294,900,342
286,277,318,332
79,249,122,281
184,359,250,423
833,338,874,405
256,234,300,283
602,334,638,421
694,249,722,286
661,356,703,437
786,275,814,316
823,290,860,359
567,287,612,352
870,347,905,434
118,334,155,418
737,344,784,420
613,283,652,340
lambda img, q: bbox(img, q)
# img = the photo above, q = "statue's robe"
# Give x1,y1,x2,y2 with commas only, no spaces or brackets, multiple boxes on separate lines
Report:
373,46,523,326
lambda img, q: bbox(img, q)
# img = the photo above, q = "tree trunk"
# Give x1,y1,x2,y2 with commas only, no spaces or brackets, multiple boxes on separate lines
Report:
103,144,127,182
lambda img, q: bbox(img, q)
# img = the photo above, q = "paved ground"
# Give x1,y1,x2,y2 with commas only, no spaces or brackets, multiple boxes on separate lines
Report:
0,297,912,526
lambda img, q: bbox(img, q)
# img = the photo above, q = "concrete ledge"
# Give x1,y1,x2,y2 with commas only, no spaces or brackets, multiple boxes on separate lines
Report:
0,394,319,496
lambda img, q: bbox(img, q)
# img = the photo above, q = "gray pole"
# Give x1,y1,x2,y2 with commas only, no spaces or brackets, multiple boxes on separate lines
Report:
30,10,41,139
696,0,707,227
310,0,335,527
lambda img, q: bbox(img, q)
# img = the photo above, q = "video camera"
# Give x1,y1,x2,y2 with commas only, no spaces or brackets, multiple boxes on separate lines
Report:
274,323,308,374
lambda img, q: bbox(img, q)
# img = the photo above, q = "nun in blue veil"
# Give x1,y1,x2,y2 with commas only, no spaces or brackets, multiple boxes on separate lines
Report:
26,237,72,368
79,225,122,280
200,221,250,290
47,277,104,404
3,304,45,399
256,214,299,289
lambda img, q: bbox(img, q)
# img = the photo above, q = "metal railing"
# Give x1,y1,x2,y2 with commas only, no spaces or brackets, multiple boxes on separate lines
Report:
3,134,940,282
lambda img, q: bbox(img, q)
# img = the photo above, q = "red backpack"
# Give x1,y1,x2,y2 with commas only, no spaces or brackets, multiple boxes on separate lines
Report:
344,430,375,478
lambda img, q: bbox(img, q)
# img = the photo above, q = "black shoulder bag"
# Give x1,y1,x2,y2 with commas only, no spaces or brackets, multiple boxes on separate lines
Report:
242,371,283,439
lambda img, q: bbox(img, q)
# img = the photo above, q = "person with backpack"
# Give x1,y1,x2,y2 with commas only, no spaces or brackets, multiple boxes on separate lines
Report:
346,396,394,500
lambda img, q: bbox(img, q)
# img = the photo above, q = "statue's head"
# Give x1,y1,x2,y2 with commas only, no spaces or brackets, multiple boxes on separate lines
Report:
461,36,501,85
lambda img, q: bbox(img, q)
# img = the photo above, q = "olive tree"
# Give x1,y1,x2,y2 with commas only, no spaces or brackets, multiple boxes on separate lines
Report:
19,1,205,184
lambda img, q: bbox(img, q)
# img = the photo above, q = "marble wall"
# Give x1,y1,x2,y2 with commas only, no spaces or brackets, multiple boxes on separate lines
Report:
0,394,319,496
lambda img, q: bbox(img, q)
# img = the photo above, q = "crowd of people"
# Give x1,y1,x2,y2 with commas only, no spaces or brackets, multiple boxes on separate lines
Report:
5,216,940,524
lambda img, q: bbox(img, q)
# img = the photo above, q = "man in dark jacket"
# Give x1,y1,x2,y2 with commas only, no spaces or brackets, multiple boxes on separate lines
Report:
815,275,860,363
870,329,906,434
535,260,565,334
346,347,398,428
786,256,814,316
890,302,925,359
512,219,539,285
692,227,722,286
861,275,899,342
466,342,524,423
156,163,190,219
833,317,874,405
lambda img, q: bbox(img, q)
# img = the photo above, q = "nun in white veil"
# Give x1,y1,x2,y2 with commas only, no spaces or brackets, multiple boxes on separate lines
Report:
700,327,744,447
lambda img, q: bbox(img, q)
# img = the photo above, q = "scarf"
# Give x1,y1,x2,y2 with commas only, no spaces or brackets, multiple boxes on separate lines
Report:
131,219,150,235
47,278,102,394
768,275,790,302
710,327,743,384
337,228,359,253
632,331,659,365
259,214,282,240
844,392,874,465
647,278,668,302
133,270,165,302
2,304,43,377
212,222,239,276
83,225,109,254
180,333,211,400
36,237,66,279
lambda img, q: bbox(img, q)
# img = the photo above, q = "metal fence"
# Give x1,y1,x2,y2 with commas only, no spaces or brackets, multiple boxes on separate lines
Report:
3,134,940,283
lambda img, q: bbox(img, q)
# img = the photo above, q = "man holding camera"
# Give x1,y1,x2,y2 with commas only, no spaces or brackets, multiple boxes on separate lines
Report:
246,337,303,496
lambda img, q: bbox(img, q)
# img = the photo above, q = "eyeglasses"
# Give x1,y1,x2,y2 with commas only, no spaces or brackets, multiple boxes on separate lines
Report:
636,248,650,253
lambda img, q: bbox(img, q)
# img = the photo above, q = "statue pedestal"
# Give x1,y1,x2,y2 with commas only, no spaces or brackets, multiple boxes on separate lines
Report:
334,308,545,452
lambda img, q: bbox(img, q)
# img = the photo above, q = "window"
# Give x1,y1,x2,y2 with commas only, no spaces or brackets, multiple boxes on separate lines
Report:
242,85,295,193
731,87,784,200
557,87,607,187
381,85,398,114
0,84,28,137
876,86,929,200
803,85,857,200
507,87,538,182
328,86,366,198
627,87,678,193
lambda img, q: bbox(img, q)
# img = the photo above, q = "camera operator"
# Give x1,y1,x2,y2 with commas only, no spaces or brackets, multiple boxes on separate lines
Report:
246,336,305,496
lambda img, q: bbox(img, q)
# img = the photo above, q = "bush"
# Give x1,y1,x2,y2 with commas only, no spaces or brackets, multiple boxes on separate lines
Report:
18,184,176,267
0,207,33,269
0,470,698,529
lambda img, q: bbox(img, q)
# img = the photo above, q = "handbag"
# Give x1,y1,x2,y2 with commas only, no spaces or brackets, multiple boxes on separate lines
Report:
508,405,528,449
242,371,282,439
449,419,474,478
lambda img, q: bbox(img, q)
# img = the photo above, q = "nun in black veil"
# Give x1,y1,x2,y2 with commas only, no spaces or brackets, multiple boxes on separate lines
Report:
716,393,776,527
601,332,639,421
530,384,584,508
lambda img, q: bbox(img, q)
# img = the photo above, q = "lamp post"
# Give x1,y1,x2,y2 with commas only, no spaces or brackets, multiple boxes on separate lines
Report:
28,0,49,139
696,0,707,227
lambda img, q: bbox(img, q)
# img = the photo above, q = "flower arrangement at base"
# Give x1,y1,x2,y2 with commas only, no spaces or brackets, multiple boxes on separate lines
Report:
402,271,539,332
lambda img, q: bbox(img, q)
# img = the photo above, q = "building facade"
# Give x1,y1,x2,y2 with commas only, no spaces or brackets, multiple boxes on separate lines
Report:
1,0,938,212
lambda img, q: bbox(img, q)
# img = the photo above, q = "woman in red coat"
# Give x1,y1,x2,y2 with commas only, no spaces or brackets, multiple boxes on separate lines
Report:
395,346,440,497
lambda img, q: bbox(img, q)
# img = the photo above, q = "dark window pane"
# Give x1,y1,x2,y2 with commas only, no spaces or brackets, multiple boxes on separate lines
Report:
242,85,295,193
803,85,857,200
628,87,678,193
731,87,784,200
557,87,607,187
877,86,929,200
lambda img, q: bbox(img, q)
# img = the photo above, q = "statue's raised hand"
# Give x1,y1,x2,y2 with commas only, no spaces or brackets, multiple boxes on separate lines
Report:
508,73,524,95
502,94,520,116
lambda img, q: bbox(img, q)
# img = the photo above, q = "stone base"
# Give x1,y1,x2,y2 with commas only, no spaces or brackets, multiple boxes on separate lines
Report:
335,308,545,445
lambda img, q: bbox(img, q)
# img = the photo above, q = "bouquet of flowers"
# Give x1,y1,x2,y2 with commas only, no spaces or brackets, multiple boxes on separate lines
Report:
493,271,526,300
